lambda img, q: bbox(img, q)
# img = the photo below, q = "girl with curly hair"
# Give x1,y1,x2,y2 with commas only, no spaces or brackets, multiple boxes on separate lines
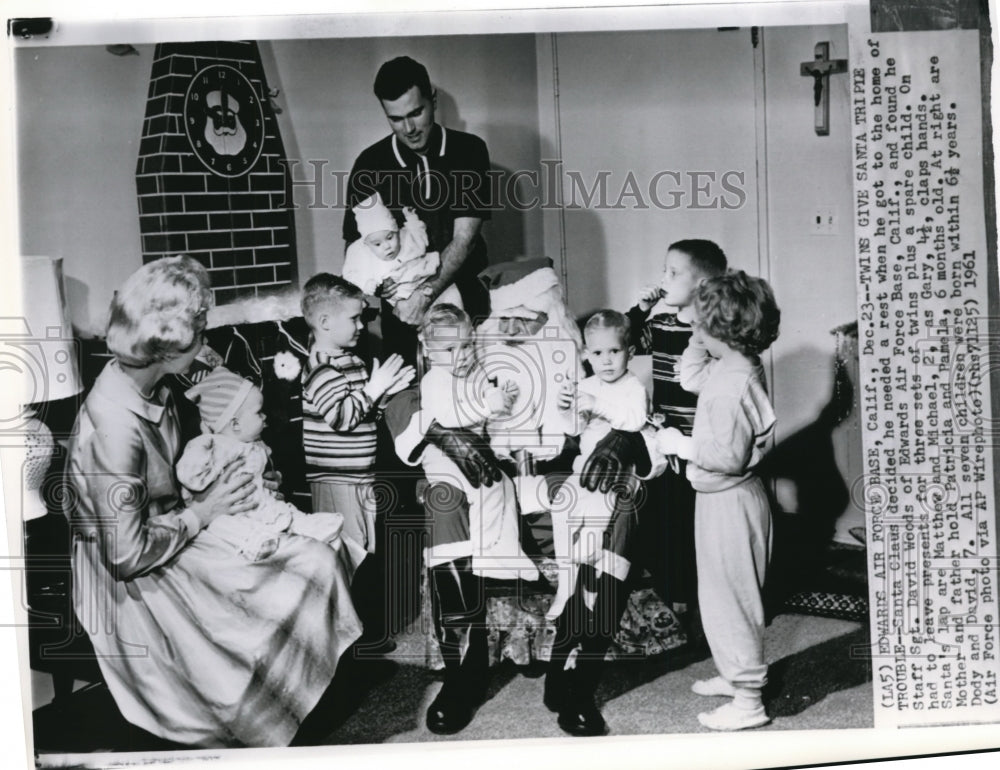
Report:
655,269,780,731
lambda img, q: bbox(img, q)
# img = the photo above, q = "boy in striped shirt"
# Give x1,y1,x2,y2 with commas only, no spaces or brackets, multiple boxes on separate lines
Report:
301,273,415,553
627,239,727,631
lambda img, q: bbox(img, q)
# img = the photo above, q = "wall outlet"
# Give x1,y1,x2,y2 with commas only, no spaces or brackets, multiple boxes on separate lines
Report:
811,207,839,235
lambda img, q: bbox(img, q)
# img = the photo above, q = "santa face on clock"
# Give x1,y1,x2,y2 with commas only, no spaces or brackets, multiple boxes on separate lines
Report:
204,89,248,157
184,64,264,178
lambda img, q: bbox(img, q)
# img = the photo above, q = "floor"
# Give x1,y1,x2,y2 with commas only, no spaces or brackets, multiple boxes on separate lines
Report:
31,611,872,759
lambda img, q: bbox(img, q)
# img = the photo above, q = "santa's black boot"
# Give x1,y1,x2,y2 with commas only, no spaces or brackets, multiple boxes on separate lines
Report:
543,607,575,714
549,567,627,737
426,556,489,734
556,641,608,737
544,567,588,715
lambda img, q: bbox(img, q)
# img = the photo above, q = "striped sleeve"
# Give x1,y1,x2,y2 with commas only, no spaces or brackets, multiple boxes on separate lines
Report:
626,304,653,354
301,353,379,479
303,361,374,431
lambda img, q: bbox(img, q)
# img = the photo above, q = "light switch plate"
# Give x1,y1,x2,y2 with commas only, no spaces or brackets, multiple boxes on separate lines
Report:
811,206,839,235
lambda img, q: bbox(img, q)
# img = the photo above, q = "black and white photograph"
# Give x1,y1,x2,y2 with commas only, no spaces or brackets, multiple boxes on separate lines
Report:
0,1,998,768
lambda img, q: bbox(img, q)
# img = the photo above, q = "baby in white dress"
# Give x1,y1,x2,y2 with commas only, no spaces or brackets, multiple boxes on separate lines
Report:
177,366,363,564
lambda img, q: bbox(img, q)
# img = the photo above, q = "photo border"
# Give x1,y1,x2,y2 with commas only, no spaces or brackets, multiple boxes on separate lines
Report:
1,1,998,769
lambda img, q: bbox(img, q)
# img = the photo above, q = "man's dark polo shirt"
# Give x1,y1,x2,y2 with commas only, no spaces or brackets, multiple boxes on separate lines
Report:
343,124,492,320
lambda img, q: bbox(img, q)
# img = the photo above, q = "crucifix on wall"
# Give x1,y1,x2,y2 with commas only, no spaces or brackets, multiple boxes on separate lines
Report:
800,41,848,136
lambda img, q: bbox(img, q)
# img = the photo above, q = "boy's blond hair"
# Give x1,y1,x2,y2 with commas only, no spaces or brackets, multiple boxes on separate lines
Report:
419,303,471,339
301,273,364,329
583,309,630,348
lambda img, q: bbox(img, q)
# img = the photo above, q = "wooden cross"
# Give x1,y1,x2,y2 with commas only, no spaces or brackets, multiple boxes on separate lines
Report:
800,42,848,136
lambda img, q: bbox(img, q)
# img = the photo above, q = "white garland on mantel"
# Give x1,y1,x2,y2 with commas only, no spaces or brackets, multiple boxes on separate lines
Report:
206,289,302,329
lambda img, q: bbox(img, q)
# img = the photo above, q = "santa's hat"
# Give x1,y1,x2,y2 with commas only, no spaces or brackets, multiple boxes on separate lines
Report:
354,192,397,238
479,257,561,314
185,366,254,433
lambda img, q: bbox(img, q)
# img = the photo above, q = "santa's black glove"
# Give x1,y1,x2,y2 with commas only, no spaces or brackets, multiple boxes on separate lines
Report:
580,429,652,493
423,421,503,489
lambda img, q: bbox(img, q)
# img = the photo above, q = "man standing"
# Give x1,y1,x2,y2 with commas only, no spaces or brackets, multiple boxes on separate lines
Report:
344,56,493,364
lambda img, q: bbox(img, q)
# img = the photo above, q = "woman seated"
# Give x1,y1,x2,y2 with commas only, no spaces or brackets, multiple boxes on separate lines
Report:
65,255,363,748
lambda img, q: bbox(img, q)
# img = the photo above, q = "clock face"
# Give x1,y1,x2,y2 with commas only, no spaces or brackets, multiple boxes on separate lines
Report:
184,64,265,178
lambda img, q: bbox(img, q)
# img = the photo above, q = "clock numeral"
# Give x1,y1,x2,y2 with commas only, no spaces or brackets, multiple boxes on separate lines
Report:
191,92,199,102
210,157,216,165
195,140,202,148
188,117,196,125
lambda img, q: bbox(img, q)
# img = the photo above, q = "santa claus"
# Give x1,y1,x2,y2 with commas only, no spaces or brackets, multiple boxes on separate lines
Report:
386,258,664,737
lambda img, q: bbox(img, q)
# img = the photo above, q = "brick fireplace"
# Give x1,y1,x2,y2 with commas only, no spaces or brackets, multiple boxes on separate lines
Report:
136,41,296,304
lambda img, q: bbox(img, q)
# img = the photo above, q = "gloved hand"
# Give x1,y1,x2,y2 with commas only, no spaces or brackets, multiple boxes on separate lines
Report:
424,421,503,489
580,429,652,493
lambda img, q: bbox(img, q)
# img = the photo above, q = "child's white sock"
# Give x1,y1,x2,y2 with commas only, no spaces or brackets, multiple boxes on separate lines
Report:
691,676,737,698
732,686,764,711
697,688,768,731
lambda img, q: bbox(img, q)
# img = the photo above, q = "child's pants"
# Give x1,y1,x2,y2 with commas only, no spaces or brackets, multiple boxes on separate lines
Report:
311,479,378,553
695,476,772,690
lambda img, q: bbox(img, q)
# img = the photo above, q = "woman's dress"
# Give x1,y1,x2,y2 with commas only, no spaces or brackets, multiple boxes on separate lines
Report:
65,360,363,747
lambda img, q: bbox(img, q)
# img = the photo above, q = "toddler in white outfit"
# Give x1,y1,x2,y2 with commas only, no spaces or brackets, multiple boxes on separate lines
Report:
547,310,648,620
417,304,539,580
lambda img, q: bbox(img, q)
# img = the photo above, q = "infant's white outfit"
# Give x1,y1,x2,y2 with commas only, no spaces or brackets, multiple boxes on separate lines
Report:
176,432,363,564
342,193,461,307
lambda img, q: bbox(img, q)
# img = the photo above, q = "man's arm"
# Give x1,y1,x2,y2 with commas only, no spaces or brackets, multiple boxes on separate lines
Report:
423,216,481,300
393,216,481,325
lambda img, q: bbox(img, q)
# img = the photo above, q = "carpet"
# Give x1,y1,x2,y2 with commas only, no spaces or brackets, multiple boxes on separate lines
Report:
31,613,872,757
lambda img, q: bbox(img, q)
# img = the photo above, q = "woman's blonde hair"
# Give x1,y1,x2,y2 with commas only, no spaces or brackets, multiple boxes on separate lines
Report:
106,255,213,368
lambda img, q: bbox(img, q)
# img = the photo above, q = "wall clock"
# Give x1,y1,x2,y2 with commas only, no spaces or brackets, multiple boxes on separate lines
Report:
184,64,265,178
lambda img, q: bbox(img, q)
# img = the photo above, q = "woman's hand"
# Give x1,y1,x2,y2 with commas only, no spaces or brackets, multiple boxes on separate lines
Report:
380,277,400,302
188,455,257,529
